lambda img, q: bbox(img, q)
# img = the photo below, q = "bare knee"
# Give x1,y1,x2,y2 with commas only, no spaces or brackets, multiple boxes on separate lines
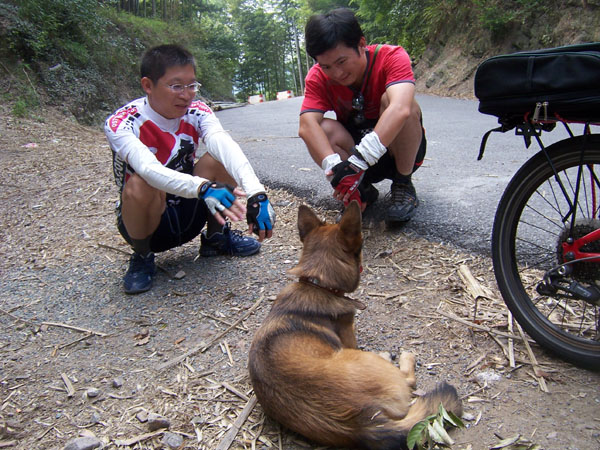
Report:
122,174,165,212
321,119,354,156
194,153,236,185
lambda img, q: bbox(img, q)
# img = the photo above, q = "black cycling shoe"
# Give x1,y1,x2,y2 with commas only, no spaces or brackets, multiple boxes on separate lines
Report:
385,181,419,224
123,252,156,294
200,223,261,257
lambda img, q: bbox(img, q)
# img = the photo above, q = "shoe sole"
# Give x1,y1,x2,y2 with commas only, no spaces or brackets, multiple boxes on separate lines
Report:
199,247,261,257
124,283,153,295
385,200,419,224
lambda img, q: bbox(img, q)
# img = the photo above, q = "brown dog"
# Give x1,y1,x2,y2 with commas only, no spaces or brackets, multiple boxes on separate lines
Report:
248,202,462,449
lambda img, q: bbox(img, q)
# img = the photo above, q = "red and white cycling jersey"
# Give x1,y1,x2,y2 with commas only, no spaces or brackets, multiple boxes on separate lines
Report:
105,97,264,199
301,44,415,124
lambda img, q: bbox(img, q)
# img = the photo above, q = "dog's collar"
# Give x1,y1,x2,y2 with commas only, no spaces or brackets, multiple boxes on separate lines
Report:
298,276,366,310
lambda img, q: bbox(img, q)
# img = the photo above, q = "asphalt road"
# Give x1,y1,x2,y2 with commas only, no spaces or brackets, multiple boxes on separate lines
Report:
215,95,578,256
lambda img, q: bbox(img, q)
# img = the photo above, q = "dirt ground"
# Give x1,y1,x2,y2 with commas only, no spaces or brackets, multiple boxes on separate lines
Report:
0,107,599,450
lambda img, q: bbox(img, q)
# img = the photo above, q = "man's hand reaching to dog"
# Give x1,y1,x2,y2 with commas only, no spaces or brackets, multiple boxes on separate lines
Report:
198,181,247,225
246,192,275,242
325,153,369,212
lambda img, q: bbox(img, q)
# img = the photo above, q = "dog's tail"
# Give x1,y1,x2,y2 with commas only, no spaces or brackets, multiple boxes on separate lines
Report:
360,382,462,450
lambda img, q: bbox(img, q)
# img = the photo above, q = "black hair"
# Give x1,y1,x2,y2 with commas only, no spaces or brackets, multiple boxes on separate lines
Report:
305,8,364,59
140,44,196,83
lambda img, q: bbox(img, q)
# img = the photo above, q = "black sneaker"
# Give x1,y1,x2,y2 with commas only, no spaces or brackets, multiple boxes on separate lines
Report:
200,223,261,257
123,252,156,294
385,181,419,223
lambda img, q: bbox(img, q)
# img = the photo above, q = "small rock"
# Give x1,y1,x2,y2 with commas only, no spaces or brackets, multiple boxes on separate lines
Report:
147,412,170,431
190,415,205,426
86,388,100,398
475,370,501,384
461,412,476,421
136,410,148,423
64,436,102,450
112,377,123,389
174,270,186,279
546,431,558,439
161,432,183,448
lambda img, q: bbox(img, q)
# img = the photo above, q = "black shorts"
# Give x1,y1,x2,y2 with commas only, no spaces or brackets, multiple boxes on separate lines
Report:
117,196,208,253
344,118,426,184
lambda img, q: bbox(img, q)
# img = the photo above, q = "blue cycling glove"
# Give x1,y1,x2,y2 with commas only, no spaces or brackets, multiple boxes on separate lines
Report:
246,193,275,234
199,182,236,215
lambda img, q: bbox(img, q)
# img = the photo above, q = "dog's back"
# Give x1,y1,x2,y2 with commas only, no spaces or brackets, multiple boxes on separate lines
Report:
249,203,462,449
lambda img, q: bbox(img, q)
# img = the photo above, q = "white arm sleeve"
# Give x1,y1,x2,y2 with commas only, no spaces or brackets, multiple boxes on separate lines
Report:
355,131,388,166
203,129,265,197
106,127,206,199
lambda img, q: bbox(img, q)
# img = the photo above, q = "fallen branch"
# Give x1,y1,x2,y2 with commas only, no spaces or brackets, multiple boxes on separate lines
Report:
0,308,36,326
157,296,264,371
221,382,250,402
215,395,258,450
41,321,107,337
437,310,532,342
516,323,549,393
61,373,75,398
97,243,131,256
113,430,165,446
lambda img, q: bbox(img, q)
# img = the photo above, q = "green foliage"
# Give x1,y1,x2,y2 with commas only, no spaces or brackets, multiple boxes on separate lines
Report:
7,0,105,65
473,0,515,38
406,403,464,450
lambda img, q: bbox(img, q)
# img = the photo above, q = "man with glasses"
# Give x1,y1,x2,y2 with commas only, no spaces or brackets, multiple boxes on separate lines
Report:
105,44,275,294
298,8,426,225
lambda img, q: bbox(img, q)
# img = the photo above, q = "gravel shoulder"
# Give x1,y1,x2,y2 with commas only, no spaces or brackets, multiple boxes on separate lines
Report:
0,108,599,450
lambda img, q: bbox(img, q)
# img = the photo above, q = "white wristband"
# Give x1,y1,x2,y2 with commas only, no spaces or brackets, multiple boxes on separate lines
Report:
321,153,342,172
356,131,387,166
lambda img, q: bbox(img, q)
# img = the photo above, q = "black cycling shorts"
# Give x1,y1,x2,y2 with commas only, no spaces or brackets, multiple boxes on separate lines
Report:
344,118,426,183
117,196,208,253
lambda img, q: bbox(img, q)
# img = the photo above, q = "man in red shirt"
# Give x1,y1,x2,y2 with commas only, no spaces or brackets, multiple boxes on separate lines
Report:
299,8,426,224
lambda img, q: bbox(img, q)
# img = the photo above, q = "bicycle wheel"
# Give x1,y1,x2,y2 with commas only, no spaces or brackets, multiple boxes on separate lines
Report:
492,134,600,370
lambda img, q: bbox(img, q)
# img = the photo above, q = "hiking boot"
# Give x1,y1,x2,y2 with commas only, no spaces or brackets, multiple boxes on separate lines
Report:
123,252,156,294
385,181,419,224
200,223,261,257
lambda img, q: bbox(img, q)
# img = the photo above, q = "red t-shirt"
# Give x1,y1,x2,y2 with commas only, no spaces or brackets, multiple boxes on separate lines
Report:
301,44,415,124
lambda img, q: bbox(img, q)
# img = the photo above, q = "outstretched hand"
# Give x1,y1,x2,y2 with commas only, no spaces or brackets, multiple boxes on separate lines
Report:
328,160,366,211
199,182,247,225
247,193,275,242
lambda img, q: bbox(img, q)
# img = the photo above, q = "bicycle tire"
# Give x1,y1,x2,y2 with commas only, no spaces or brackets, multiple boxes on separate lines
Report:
492,134,600,370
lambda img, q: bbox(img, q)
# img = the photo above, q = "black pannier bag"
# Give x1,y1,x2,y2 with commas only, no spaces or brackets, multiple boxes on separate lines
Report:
474,42,600,125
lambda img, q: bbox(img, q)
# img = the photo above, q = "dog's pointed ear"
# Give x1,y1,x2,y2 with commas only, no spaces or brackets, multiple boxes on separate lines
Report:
297,204,323,242
338,200,362,244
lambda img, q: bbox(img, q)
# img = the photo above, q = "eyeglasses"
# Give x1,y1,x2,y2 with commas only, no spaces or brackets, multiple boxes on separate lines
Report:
352,92,365,125
165,81,202,94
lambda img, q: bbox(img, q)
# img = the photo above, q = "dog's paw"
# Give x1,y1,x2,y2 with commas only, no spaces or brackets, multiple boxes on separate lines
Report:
377,351,393,363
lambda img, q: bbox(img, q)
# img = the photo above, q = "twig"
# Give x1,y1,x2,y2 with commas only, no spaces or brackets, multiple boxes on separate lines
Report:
97,243,131,256
113,430,165,446
58,333,92,350
157,296,264,371
215,395,258,450
221,382,250,402
61,373,75,398
0,440,18,448
507,311,516,368
516,323,549,393
0,308,36,326
41,321,107,337
437,310,530,342
22,67,39,100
